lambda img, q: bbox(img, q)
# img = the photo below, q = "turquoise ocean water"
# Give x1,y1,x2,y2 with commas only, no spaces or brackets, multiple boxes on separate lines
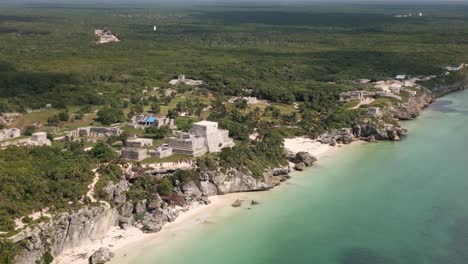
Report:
122,90,468,264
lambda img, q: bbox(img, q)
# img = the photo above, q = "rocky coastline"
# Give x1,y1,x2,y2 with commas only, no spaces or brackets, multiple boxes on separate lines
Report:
11,82,467,264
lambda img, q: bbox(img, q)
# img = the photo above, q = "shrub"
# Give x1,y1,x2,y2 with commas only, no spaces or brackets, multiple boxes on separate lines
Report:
158,178,173,196
23,126,35,136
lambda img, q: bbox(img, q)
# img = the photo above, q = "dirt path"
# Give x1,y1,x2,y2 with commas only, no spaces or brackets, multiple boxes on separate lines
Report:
85,168,100,203
350,98,375,109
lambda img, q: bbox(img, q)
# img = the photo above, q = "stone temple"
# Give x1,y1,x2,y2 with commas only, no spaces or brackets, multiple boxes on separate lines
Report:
168,121,234,157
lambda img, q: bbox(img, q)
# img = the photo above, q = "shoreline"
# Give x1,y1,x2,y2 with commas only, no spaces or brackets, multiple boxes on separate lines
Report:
54,88,465,264
54,138,361,264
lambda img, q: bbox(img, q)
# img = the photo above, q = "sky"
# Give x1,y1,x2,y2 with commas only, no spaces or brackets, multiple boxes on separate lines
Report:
2,0,468,7
4,0,468,3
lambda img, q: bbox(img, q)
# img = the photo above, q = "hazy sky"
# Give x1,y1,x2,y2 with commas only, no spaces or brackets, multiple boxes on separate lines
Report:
3,0,468,7
4,0,468,3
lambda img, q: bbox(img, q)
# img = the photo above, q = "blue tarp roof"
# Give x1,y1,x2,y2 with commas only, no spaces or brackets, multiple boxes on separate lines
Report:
147,116,156,123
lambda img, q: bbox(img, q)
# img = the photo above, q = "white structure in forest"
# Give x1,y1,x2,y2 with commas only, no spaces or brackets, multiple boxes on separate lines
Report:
0,128,21,141
122,148,148,161
78,127,122,138
126,138,153,148
228,96,259,105
169,75,204,86
368,107,382,117
26,132,51,147
149,144,173,159
95,29,120,44
168,121,234,157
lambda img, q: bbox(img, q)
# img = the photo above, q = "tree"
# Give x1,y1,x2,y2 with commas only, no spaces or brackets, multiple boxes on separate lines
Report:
158,178,173,196
74,112,84,120
58,110,69,122
88,142,117,162
131,103,144,114
96,107,125,125
23,125,35,136
0,240,20,264
272,108,281,120
150,102,161,114
145,126,171,139
47,115,60,126
234,98,248,111
46,132,54,142
167,108,178,119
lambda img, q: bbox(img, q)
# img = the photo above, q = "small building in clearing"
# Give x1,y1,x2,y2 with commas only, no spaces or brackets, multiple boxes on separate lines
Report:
169,75,204,86
368,107,382,116
122,148,148,161
126,138,153,148
27,132,52,147
149,144,173,159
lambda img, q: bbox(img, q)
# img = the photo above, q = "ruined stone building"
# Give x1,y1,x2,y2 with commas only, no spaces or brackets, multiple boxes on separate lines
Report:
26,132,52,147
168,121,234,157
126,138,153,148
129,115,175,129
0,128,21,141
78,127,122,138
148,144,173,159
168,75,204,86
339,91,368,102
121,148,148,161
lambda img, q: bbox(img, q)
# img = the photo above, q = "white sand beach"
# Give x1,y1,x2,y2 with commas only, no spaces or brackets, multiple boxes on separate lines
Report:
54,137,358,264
54,193,255,264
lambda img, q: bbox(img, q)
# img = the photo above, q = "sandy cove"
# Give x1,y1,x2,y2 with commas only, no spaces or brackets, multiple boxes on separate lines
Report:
54,137,361,264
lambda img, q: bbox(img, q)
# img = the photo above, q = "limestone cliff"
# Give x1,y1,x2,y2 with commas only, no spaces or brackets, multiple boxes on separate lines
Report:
12,204,118,264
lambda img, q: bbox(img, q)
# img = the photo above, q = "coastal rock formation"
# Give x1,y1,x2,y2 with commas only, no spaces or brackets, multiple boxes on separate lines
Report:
352,121,407,141
287,150,318,171
232,199,242,207
89,247,114,264
13,204,118,264
318,128,356,145
294,162,305,171
273,167,290,176
389,92,433,120
199,169,271,194
104,180,130,205
293,152,317,166
182,181,203,199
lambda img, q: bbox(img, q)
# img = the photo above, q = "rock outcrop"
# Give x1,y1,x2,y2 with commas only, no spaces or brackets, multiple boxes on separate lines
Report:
199,169,271,194
13,204,118,264
293,152,317,166
318,128,356,145
352,121,407,141
89,247,114,264
389,91,433,120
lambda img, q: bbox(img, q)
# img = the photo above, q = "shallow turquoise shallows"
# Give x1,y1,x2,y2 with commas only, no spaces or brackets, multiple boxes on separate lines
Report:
126,90,468,264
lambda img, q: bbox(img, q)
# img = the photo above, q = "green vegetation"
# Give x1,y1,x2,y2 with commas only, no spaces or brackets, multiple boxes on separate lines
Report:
0,146,94,231
158,178,174,196
0,240,20,264
144,126,171,140
88,142,118,163
1,2,468,261
95,163,124,201
96,107,125,125
198,130,287,178
1,3,467,116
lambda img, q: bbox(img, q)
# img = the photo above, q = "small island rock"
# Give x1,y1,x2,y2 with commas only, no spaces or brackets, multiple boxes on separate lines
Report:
89,247,114,264
232,199,242,207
